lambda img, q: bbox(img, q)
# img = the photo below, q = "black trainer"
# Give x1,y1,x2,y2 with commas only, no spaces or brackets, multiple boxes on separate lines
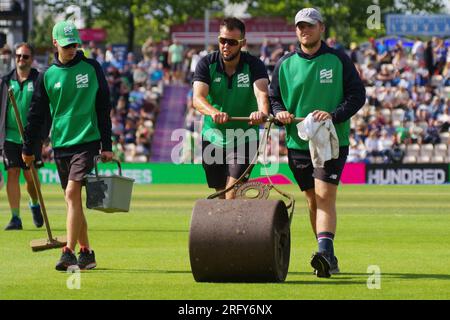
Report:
55,247,78,271
78,248,96,270
4,216,23,230
330,256,340,274
29,203,43,228
310,252,332,278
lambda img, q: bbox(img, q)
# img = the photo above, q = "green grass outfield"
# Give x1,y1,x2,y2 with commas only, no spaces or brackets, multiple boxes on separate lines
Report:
0,184,449,300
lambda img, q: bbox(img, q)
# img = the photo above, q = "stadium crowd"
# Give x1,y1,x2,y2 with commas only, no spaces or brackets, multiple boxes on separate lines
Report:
185,36,450,164
2,35,450,165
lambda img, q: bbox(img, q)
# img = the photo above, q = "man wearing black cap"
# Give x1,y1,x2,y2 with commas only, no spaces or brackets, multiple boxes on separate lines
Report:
22,21,113,271
270,8,365,278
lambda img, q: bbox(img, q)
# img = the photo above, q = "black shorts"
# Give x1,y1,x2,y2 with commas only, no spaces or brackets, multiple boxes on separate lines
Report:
55,147,99,190
202,140,258,189
288,146,349,191
3,141,43,170
171,62,183,72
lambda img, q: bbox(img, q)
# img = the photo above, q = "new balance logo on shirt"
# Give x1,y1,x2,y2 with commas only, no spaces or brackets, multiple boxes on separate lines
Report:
76,74,89,88
320,69,333,84
237,73,250,88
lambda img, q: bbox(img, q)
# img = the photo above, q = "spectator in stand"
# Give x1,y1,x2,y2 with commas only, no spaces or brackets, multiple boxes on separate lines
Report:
168,39,184,83
376,40,391,64
392,42,407,72
124,119,137,144
89,41,98,60
376,64,394,85
437,103,450,132
404,100,417,122
424,40,434,76
105,44,114,63
423,119,441,144
412,38,425,66
386,135,405,164
434,38,447,75
260,38,270,65
429,96,443,120
187,49,201,84
378,130,393,161
142,37,155,61
365,130,381,159
111,115,124,140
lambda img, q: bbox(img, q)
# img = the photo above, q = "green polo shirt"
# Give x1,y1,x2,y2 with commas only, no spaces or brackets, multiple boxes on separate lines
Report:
193,51,269,148
5,70,39,144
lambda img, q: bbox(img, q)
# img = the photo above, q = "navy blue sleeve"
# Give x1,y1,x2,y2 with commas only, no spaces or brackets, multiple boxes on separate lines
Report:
248,54,269,83
192,55,211,85
331,51,366,123
23,71,51,155
269,54,293,115
86,58,112,152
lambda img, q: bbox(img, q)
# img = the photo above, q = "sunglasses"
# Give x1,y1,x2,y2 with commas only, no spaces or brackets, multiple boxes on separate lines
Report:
15,54,30,60
218,37,244,46
62,43,78,49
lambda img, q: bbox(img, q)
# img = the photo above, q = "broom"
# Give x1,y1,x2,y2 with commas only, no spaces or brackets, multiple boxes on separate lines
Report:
8,88,67,251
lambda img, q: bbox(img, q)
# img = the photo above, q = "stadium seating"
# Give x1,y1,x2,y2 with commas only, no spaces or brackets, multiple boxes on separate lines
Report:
434,144,448,157
440,132,450,143
416,155,431,163
419,144,434,157
406,144,420,157
431,156,445,163
403,155,416,164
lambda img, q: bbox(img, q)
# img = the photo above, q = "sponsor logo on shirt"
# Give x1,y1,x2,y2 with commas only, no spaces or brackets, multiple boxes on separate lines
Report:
214,77,221,83
329,174,338,180
54,82,61,89
237,73,250,88
76,74,89,88
27,82,34,92
320,69,333,84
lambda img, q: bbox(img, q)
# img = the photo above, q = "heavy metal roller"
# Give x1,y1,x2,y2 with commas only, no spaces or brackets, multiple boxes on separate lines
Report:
189,116,303,282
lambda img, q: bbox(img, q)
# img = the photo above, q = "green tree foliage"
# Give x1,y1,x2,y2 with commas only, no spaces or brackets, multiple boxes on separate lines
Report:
35,0,226,52
244,0,445,45
29,12,55,51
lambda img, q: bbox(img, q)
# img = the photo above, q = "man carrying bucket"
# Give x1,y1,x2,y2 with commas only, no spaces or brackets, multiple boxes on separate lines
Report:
270,8,365,278
22,21,113,271
192,17,270,199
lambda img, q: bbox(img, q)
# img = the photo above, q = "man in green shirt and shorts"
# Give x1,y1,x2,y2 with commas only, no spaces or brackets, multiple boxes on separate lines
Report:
22,21,113,271
270,8,365,278
193,17,270,199
0,43,44,230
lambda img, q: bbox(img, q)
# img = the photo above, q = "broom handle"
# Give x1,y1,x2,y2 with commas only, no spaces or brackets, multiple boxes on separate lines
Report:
8,88,53,241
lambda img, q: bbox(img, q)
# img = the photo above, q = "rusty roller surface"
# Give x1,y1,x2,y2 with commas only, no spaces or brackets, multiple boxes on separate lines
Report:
189,199,290,282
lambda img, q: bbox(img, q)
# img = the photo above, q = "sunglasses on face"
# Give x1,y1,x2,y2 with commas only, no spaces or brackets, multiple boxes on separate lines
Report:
15,54,30,60
62,43,78,49
218,37,244,46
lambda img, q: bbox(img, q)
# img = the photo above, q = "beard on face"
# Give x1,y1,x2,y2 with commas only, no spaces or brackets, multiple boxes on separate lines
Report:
17,62,30,71
301,38,321,49
221,48,241,62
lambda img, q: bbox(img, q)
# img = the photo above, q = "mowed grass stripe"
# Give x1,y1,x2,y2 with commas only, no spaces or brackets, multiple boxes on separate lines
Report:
0,184,449,299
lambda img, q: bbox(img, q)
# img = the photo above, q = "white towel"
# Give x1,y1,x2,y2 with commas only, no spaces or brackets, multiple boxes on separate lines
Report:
297,113,339,168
